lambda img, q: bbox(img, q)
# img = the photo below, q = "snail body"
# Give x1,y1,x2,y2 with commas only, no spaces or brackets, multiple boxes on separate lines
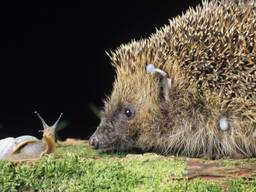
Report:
0,111,63,162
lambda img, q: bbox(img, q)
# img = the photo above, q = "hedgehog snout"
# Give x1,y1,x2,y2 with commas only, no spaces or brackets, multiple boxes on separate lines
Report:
89,135,99,149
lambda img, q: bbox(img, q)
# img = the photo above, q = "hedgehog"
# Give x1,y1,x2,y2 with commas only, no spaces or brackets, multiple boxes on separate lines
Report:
89,0,256,159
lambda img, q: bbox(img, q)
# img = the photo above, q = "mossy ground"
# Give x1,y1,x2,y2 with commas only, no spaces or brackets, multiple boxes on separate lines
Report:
1,141,256,192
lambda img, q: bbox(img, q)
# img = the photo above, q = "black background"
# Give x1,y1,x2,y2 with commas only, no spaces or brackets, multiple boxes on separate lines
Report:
0,1,201,140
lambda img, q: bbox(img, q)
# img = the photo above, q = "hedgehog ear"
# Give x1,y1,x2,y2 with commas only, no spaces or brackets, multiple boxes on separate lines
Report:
146,64,172,102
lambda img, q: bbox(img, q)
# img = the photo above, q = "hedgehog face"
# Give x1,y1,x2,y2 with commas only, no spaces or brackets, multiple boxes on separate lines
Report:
89,104,138,152
89,65,171,152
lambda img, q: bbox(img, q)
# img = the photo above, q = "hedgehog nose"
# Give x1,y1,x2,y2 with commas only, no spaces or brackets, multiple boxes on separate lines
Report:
89,135,99,149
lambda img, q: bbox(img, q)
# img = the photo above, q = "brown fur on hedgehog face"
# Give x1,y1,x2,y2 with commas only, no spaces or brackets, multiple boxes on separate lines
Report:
89,66,167,152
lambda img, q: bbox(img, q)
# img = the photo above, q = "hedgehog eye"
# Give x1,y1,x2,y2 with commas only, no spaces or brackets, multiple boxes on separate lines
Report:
124,107,135,118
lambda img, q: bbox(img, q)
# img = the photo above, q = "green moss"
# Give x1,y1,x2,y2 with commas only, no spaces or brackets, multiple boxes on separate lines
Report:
0,144,256,191
228,178,256,192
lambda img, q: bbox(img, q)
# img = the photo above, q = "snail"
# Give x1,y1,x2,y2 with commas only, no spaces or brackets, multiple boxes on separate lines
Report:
0,111,63,162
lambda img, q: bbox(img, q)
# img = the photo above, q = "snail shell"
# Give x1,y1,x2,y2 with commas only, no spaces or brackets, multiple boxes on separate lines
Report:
0,136,39,160
0,137,15,160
